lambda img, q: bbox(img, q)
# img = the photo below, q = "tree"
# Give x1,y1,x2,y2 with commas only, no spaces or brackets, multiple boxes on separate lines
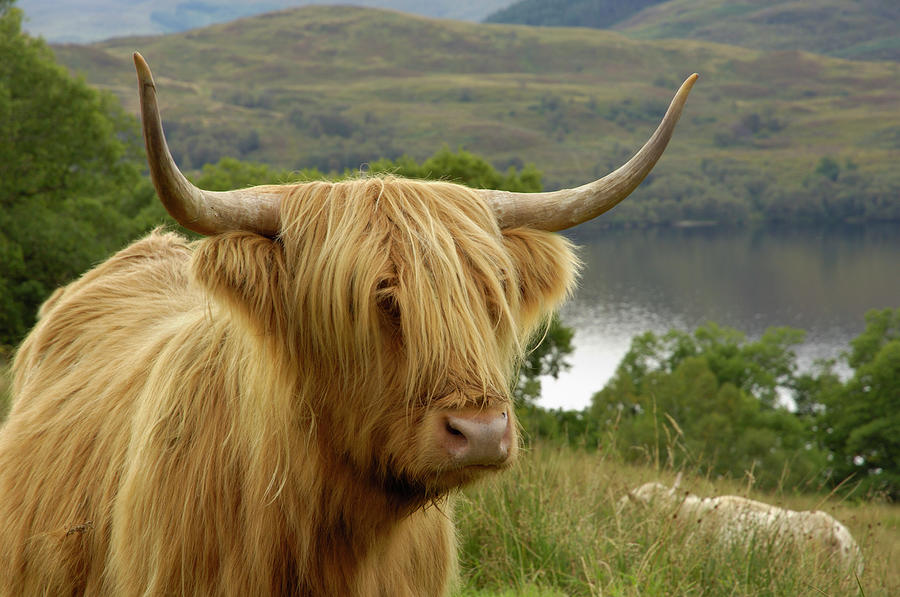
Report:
192,157,318,191
369,147,543,193
814,156,841,182
514,313,574,404
0,0,146,345
588,323,825,489
821,308,900,498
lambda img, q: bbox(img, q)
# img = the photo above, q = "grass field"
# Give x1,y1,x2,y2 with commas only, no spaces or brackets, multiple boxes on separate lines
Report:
0,356,10,421
455,444,899,596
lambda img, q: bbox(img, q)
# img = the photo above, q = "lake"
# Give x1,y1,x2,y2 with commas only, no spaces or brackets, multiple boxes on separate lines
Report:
539,223,900,410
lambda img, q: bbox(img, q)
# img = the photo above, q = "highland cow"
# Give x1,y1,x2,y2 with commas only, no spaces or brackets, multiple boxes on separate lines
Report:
0,53,696,595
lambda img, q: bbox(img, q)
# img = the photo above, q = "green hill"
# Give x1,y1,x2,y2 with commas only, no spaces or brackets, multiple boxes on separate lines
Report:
486,0,900,62
618,0,900,62
484,0,666,28
19,0,514,43
52,5,900,225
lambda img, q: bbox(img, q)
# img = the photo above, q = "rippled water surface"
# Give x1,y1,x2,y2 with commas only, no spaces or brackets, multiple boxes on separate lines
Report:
540,223,900,410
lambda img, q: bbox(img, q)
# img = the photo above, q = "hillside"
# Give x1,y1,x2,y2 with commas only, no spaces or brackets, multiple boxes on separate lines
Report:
484,0,665,28
487,0,900,62
18,0,513,43
51,5,900,225
619,0,900,62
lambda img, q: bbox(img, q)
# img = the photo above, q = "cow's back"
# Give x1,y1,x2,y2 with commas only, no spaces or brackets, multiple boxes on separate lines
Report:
0,231,196,595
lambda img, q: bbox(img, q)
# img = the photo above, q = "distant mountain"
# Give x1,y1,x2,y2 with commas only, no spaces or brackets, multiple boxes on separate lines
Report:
619,0,900,62
18,0,513,43
484,0,665,29
486,0,900,62
49,5,900,226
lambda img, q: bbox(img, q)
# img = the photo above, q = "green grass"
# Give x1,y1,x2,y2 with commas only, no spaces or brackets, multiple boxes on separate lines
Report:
459,586,567,597
0,355,10,421
455,444,899,596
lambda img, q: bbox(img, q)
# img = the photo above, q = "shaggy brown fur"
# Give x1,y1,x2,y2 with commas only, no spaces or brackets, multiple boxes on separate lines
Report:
0,176,577,595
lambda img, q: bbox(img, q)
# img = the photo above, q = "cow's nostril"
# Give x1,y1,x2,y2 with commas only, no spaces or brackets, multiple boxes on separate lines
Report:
446,422,464,437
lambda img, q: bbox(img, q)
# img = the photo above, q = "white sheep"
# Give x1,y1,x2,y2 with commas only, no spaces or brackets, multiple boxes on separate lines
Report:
621,475,863,576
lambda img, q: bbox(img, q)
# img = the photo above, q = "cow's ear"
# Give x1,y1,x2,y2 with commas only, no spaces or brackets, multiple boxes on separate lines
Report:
192,232,289,334
502,228,579,328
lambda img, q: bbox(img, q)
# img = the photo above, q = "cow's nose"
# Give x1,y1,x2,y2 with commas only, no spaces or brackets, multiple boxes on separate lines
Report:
441,409,511,466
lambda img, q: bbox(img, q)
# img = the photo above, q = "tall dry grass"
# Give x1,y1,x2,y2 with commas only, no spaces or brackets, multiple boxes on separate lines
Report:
0,355,10,421
455,444,899,596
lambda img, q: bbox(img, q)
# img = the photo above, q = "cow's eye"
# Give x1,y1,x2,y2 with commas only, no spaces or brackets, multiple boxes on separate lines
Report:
377,294,401,323
375,280,401,324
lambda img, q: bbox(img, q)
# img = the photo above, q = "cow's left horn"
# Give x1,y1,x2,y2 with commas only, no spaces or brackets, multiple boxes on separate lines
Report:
134,52,282,236
481,74,698,231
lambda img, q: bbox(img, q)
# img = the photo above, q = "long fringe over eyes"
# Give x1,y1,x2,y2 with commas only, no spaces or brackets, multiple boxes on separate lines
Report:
279,176,568,406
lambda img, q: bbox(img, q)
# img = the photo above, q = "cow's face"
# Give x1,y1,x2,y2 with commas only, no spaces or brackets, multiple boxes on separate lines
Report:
272,178,577,497
191,177,576,500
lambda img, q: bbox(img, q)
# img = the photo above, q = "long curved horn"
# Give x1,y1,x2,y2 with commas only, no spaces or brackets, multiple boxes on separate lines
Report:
134,52,282,236
481,74,698,231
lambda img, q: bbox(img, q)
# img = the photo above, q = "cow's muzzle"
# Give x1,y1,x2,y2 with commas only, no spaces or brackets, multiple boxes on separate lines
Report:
438,408,512,467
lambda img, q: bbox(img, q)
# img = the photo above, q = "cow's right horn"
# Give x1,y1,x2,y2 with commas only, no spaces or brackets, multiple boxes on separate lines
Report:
481,73,698,231
134,52,282,236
